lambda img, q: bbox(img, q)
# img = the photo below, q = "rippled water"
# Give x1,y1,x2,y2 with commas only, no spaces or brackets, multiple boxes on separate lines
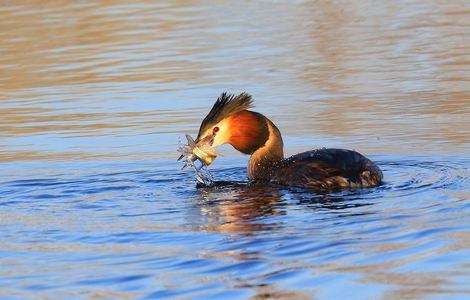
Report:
1,1,469,299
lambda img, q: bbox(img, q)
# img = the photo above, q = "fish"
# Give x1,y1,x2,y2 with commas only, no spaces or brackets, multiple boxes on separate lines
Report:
177,134,218,170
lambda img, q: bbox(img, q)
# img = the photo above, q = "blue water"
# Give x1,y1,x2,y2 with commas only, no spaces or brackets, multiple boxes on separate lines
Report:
1,1,470,299
1,156,469,299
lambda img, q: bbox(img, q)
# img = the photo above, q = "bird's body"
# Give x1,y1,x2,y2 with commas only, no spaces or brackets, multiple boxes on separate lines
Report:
183,93,383,191
263,148,383,191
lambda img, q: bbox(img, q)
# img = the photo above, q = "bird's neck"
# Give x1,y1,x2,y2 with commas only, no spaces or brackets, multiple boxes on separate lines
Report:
248,119,284,181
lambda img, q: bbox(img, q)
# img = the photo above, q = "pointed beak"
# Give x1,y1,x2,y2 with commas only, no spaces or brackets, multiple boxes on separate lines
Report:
195,135,213,148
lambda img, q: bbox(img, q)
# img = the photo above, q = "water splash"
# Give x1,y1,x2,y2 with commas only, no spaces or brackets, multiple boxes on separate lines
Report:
194,163,214,186
177,135,199,170
178,135,214,186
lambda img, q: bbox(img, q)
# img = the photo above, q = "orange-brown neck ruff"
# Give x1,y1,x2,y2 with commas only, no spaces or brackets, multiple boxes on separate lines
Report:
227,111,269,155
226,110,284,180
248,118,284,180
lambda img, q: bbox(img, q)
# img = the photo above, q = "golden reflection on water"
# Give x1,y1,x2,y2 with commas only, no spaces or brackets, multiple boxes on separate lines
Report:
0,0,209,90
0,0,469,162
194,185,284,233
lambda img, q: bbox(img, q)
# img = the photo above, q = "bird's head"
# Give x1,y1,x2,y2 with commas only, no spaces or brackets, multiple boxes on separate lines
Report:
193,92,269,165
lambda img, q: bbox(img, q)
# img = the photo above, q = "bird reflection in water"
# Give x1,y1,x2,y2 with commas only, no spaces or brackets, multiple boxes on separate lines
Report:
189,181,374,234
192,182,284,233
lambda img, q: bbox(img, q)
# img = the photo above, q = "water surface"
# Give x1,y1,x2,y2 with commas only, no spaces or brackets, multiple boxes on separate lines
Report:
1,1,469,299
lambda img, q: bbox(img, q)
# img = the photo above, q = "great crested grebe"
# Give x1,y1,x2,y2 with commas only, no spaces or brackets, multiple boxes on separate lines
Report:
181,92,383,191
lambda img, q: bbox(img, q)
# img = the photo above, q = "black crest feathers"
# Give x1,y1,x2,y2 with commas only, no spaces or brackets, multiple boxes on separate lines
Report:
197,92,254,138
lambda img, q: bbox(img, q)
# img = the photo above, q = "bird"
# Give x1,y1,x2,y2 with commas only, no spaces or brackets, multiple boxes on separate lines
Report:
186,92,383,192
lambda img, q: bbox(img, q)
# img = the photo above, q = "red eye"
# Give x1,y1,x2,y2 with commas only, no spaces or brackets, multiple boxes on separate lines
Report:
213,127,219,133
